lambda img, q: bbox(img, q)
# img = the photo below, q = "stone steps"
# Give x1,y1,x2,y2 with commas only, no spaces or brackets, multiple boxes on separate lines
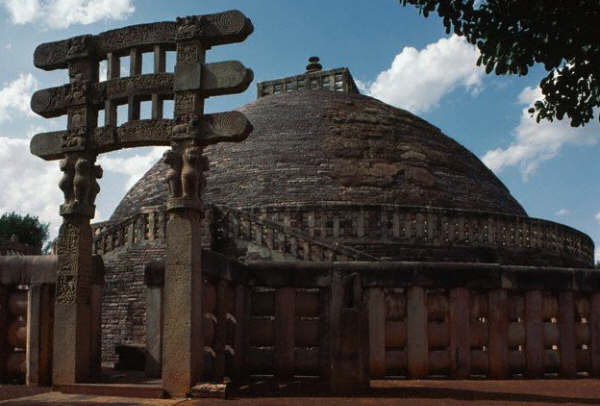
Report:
54,383,165,399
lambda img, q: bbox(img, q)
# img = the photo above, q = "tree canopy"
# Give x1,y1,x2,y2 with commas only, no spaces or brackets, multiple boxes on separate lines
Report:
400,0,600,127
0,212,49,250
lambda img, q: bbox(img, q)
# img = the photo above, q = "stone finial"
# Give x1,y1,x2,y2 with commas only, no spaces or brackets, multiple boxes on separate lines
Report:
306,56,322,72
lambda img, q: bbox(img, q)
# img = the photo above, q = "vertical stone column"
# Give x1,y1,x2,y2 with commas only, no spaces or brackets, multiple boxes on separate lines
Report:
558,291,576,377
368,287,386,378
525,290,544,378
161,31,207,397
26,284,53,386
407,286,428,378
449,288,470,378
488,289,509,378
162,208,204,396
52,43,101,385
144,262,164,379
214,280,227,382
590,293,600,377
318,287,331,381
53,218,94,385
0,284,7,382
329,272,369,394
275,287,295,380
89,256,104,378
231,284,247,382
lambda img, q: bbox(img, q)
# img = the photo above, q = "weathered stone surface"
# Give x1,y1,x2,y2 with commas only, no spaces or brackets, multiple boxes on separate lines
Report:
174,61,253,95
31,62,252,120
53,218,94,385
101,89,600,267
111,90,528,219
162,212,204,397
34,10,253,70
31,74,174,118
31,112,252,161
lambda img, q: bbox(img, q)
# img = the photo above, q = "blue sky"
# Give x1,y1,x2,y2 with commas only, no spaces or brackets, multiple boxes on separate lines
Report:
0,0,599,259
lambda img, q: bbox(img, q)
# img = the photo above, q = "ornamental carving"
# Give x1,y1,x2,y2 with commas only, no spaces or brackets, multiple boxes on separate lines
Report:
176,16,206,41
164,146,208,202
56,222,79,304
62,127,87,151
59,154,102,214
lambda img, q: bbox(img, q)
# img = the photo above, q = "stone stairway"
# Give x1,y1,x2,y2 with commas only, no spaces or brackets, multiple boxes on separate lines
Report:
212,205,377,262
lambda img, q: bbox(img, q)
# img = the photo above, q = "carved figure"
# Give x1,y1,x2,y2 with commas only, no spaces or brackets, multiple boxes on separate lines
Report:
59,156,75,203
89,164,103,205
66,36,91,61
163,150,182,198
63,127,86,149
73,157,92,205
176,15,205,40
181,146,202,199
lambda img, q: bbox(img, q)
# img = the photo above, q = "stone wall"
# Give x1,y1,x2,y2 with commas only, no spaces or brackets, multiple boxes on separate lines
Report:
100,242,165,365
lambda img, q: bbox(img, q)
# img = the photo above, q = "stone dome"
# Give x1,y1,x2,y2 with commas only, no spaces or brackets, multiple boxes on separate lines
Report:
110,90,526,221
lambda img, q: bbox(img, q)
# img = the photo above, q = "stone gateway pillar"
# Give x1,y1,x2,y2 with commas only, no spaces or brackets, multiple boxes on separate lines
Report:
162,14,254,396
53,47,102,385
29,9,254,392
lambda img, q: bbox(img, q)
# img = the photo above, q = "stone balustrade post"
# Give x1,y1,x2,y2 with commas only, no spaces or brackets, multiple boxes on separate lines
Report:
591,293,600,376
488,289,509,378
26,283,53,386
144,261,164,378
368,287,386,378
407,286,428,378
0,284,7,382
329,272,369,394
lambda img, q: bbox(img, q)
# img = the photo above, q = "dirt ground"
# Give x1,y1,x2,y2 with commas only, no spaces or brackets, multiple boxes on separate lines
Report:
1,379,600,405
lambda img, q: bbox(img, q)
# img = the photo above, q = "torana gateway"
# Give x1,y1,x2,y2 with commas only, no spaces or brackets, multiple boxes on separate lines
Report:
0,9,599,400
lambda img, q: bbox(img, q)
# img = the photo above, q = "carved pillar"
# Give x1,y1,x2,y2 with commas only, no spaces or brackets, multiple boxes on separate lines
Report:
161,26,207,397
53,42,101,386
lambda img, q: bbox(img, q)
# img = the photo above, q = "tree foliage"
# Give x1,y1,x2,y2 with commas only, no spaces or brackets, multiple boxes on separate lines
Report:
400,0,600,127
0,212,49,250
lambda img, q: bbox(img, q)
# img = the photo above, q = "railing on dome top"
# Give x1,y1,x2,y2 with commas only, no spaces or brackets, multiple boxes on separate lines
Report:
244,203,595,265
92,204,377,261
93,203,594,265
93,205,167,254
213,205,377,261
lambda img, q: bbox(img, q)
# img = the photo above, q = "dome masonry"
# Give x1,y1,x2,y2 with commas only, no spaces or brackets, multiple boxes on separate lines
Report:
111,89,526,221
103,59,593,268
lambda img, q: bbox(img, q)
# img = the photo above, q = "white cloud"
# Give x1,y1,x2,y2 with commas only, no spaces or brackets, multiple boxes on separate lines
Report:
0,130,62,238
595,212,600,224
99,146,167,190
1,0,134,29
0,73,38,123
359,35,484,114
5,43,12,50
555,209,569,217
482,86,599,180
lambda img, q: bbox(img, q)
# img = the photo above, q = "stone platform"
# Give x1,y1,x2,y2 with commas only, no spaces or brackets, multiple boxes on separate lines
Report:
2,380,600,405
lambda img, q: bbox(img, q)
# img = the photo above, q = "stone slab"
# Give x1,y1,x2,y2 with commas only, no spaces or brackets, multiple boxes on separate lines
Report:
30,111,251,160
34,10,253,70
